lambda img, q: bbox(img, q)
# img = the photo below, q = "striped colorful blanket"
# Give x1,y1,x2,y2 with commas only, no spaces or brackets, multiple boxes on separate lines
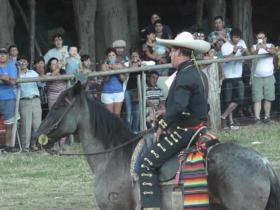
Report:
181,151,210,210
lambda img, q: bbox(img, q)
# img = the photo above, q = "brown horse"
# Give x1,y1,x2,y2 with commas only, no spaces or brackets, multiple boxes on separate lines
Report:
35,82,280,210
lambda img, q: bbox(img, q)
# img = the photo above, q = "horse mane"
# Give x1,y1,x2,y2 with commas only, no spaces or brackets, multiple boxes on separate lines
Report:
85,94,137,153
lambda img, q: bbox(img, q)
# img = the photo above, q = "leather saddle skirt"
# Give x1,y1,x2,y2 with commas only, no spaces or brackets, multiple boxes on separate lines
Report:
130,131,219,182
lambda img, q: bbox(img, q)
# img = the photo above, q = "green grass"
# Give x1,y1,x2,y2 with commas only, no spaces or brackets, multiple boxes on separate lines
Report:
214,121,280,168
0,122,279,210
0,144,97,210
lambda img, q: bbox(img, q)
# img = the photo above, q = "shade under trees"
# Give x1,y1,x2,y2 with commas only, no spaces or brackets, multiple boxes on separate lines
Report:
1,0,255,63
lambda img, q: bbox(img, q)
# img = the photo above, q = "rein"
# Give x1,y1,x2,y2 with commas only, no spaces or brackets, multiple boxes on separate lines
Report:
59,127,155,156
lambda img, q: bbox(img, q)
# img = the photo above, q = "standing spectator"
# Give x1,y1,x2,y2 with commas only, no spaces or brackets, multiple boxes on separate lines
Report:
208,16,232,45
65,46,80,75
194,29,206,41
112,40,129,64
44,33,68,66
124,51,142,133
8,45,19,65
46,57,67,149
220,28,250,130
275,36,280,113
142,31,167,65
0,48,18,152
101,48,127,116
251,32,277,123
46,57,67,108
33,56,48,119
141,13,173,39
18,56,42,152
78,54,101,100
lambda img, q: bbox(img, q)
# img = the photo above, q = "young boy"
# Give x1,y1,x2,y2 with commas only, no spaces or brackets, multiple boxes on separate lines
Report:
65,46,80,74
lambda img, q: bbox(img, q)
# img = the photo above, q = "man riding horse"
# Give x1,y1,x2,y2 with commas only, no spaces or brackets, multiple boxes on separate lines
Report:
139,32,211,210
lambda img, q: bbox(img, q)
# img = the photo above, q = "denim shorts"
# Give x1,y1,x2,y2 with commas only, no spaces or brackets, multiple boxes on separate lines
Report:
222,78,244,104
101,92,124,104
0,99,16,124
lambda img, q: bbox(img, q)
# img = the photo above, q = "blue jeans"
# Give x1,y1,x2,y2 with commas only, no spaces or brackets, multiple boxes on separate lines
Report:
124,90,139,133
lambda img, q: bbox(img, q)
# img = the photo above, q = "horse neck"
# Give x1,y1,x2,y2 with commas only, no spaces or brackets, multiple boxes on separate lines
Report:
77,95,136,173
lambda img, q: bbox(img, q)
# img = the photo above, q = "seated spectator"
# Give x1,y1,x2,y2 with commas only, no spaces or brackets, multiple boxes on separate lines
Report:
208,16,232,45
0,48,18,153
44,33,68,67
101,48,127,116
145,70,165,128
33,56,48,119
141,13,173,39
251,32,277,123
17,55,42,152
65,46,80,74
78,54,101,100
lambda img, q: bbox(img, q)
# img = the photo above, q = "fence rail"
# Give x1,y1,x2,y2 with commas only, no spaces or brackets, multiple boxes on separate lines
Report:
3,52,279,148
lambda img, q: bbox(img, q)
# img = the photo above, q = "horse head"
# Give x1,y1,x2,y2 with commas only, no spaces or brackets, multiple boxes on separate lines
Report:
35,81,84,147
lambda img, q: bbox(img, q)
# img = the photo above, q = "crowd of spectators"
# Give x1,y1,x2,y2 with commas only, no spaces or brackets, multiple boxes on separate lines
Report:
0,13,280,153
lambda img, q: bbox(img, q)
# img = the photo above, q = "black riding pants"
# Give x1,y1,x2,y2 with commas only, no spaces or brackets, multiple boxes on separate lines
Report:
139,126,197,208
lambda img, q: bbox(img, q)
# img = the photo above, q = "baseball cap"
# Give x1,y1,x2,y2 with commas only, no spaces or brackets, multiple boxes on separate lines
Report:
0,48,8,54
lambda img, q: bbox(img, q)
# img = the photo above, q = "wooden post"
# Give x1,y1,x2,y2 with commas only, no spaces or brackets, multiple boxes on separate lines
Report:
205,63,221,130
141,71,146,130
11,85,22,151
137,75,143,131
28,0,36,65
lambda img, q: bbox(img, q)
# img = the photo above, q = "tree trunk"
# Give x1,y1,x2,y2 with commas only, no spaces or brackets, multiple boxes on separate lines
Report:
28,0,36,65
72,0,97,63
206,0,226,31
0,0,15,47
196,0,204,29
126,0,139,50
232,0,253,46
13,0,42,55
95,0,130,65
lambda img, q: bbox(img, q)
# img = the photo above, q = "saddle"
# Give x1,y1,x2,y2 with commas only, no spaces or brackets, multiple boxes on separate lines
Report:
130,129,219,182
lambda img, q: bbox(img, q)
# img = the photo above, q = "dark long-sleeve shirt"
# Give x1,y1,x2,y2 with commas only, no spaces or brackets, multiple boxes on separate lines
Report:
160,60,208,129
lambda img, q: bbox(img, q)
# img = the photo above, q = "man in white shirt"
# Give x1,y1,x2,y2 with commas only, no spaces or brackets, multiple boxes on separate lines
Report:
251,32,277,123
44,33,68,67
220,28,250,130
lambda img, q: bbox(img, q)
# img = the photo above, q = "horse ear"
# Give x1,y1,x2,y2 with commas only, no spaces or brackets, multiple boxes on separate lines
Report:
71,81,83,96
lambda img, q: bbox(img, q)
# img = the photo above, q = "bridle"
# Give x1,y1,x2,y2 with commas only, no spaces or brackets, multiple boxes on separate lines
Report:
45,97,77,135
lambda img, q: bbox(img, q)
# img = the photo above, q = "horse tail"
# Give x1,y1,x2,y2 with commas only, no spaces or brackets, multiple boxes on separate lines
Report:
265,162,280,210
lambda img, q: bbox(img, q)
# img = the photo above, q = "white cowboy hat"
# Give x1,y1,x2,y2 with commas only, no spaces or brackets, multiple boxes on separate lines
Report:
156,32,210,53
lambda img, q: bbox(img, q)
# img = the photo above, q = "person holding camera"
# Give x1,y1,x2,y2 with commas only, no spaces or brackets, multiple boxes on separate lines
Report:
251,32,277,123
220,28,250,130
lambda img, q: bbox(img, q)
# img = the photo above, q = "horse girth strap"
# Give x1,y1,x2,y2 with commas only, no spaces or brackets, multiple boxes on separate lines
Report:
58,127,156,156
